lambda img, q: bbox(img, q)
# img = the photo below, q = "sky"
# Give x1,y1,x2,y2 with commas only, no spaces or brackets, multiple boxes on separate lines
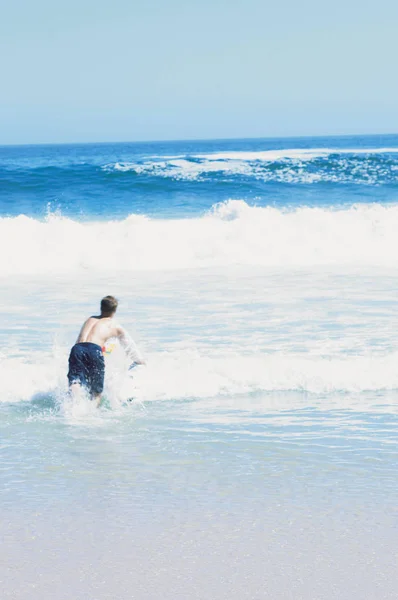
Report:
1,0,398,144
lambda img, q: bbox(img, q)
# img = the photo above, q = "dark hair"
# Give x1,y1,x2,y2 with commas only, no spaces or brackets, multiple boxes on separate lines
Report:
100,295,118,316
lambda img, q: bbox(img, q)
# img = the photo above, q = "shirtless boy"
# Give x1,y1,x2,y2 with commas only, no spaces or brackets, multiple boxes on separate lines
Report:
67,295,145,405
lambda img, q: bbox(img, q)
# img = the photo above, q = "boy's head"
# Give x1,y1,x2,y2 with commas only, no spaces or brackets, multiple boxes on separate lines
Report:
100,295,118,317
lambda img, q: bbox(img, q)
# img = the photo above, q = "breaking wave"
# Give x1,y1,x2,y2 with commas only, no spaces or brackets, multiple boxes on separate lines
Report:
2,200,398,275
3,350,398,405
103,147,398,184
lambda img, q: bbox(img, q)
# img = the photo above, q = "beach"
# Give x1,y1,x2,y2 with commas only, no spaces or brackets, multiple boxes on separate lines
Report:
1,136,398,598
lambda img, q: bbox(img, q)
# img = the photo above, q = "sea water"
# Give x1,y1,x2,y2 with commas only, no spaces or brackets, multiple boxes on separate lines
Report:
1,136,398,599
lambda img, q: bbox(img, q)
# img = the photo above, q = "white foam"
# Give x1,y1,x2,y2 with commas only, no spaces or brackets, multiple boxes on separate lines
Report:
104,147,398,182
195,149,329,161
3,350,398,405
2,201,398,276
129,351,398,400
194,147,398,161
109,158,249,179
0,356,60,403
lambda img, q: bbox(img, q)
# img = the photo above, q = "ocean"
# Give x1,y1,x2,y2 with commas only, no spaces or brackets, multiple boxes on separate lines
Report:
1,135,398,599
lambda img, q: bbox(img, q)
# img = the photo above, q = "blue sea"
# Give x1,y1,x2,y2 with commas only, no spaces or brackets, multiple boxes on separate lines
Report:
1,135,398,599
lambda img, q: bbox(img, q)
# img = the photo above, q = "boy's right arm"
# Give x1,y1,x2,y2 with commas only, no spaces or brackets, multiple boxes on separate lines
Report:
116,326,146,366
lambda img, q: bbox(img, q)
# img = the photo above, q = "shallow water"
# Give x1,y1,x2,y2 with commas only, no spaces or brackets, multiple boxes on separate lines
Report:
2,137,398,598
2,268,398,598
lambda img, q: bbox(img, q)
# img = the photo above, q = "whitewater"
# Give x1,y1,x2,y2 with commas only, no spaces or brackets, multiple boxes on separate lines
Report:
3,201,398,275
1,135,398,600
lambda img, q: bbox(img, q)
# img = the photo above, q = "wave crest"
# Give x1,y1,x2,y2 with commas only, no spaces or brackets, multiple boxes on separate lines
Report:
1,201,398,275
3,351,398,404
103,147,398,184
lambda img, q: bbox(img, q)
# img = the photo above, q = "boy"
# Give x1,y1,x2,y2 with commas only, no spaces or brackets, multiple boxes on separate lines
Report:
67,295,145,405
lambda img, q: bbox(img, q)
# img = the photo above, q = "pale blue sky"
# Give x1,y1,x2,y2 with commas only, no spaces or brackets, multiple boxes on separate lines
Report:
1,0,397,144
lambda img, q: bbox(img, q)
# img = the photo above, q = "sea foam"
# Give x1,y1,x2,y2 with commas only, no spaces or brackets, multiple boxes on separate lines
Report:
104,146,398,183
1,201,398,276
3,350,398,405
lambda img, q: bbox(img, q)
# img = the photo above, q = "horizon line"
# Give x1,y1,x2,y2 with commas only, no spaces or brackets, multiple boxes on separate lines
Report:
1,131,398,149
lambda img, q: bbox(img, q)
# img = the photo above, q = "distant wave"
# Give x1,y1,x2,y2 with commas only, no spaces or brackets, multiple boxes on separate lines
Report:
3,146,398,188
103,147,398,184
2,200,398,276
193,147,398,160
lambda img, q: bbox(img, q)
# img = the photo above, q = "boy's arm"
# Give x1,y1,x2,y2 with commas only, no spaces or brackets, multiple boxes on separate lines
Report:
116,326,146,365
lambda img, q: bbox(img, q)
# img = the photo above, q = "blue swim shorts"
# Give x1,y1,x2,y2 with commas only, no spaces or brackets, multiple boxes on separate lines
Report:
67,342,105,396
